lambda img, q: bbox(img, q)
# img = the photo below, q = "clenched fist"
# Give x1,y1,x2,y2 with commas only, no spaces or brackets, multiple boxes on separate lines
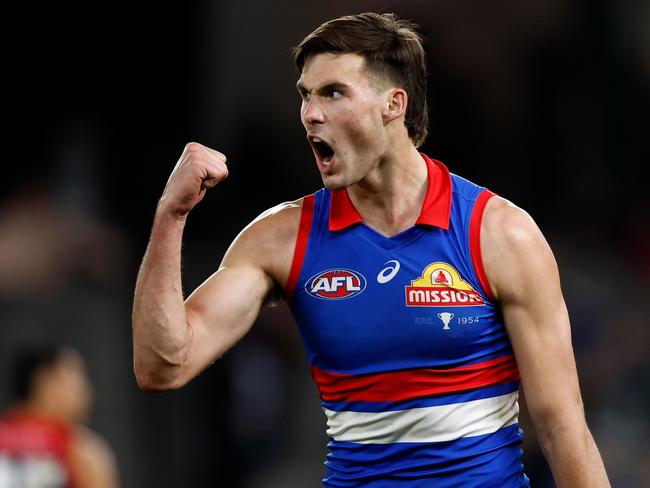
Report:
158,142,229,218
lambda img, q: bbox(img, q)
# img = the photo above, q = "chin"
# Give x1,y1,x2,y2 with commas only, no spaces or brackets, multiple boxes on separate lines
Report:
321,175,349,191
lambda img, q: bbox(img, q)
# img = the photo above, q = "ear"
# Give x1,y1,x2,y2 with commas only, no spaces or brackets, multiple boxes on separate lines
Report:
382,88,407,124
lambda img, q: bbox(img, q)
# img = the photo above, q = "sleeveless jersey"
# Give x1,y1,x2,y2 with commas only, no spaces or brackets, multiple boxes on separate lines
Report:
286,154,530,487
0,410,75,488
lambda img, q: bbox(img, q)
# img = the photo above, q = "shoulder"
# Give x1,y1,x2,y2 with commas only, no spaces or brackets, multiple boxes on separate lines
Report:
69,427,119,487
70,426,116,465
481,196,560,302
227,197,305,257
222,196,311,289
482,195,539,243
243,197,304,242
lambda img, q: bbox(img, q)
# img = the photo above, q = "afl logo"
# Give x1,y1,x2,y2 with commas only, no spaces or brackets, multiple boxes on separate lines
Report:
306,269,367,300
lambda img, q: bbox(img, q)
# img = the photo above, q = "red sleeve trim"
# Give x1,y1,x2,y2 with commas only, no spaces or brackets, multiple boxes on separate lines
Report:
284,194,315,306
469,189,496,302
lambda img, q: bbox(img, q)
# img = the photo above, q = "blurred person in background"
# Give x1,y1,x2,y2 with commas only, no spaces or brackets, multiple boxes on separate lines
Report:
133,12,610,487
0,345,119,488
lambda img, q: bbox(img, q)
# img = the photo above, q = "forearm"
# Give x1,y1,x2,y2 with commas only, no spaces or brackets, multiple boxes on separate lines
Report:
132,203,192,390
538,421,610,488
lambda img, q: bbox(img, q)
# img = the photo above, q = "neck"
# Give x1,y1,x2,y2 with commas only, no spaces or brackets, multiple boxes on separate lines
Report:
347,140,428,236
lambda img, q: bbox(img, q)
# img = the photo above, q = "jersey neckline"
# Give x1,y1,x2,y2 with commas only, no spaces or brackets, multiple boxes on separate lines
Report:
328,153,452,232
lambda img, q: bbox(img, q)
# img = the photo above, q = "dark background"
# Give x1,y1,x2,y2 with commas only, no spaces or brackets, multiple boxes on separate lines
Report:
1,1,648,486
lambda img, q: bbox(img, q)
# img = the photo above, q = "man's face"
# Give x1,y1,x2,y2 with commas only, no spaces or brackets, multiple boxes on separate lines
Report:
297,53,390,190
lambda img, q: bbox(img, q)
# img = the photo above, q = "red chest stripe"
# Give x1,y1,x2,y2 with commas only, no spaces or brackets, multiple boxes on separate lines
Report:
311,355,520,403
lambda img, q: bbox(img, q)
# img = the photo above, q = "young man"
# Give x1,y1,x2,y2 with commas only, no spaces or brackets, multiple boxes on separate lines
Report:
0,345,119,488
132,12,610,487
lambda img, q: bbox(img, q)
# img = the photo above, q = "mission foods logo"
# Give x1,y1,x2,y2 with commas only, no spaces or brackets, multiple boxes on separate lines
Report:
306,269,367,300
405,262,485,307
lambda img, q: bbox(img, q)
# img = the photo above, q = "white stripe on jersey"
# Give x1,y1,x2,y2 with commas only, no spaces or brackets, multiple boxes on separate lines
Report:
323,391,519,444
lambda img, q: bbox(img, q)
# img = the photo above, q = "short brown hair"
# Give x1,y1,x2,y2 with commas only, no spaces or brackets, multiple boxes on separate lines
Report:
292,12,429,147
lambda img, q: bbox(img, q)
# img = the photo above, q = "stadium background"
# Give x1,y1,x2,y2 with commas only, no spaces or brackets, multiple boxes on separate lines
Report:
1,1,648,486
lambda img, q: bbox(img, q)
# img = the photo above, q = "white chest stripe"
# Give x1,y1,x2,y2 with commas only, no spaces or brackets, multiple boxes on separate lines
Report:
323,391,519,444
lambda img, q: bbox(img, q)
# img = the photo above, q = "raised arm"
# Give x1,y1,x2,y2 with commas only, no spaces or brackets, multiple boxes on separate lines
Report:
132,142,298,391
481,196,610,488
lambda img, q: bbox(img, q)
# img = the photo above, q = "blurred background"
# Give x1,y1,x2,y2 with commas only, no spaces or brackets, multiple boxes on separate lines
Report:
1,1,648,486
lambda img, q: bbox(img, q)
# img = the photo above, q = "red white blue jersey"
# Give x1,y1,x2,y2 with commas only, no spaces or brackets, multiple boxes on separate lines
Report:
285,154,530,487
0,411,74,487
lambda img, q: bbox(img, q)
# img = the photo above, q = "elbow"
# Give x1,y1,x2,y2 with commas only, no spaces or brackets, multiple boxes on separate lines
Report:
537,420,589,449
133,359,189,392
134,372,181,392
534,405,589,454
132,320,194,392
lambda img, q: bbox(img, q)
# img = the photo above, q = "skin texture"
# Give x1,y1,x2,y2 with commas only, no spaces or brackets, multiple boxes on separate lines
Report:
132,52,610,487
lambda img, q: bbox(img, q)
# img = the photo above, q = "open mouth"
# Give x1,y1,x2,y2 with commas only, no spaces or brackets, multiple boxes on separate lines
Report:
310,137,335,164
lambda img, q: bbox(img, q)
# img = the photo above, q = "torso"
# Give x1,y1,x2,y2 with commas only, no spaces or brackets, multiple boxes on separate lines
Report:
283,155,530,487
0,410,75,488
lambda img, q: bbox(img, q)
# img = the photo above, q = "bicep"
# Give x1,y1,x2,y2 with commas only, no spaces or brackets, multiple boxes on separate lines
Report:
184,262,274,370
482,199,585,432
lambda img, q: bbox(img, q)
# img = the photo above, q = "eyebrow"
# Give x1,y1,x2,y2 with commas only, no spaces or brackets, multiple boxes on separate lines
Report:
296,81,350,94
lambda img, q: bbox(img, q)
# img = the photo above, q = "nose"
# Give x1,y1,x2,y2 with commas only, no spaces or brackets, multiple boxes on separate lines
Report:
302,96,325,126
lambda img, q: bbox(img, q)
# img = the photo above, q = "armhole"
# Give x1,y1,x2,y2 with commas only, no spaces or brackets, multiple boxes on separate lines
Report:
284,194,315,306
469,189,496,302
